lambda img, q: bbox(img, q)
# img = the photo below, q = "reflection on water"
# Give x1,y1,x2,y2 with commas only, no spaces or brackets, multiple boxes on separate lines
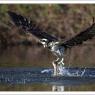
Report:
0,46,95,91
52,85,64,91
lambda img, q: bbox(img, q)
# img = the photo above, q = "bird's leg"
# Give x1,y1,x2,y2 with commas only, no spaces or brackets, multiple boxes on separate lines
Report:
58,57,64,66
52,57,60,76
52,57,65,76
57,57,65,75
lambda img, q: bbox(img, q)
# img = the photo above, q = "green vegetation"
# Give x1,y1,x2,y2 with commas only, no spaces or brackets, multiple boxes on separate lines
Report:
0,4,95,67
0,4,95,46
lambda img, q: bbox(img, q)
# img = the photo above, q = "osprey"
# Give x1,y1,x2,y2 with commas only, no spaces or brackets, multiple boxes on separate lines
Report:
8,11,95,76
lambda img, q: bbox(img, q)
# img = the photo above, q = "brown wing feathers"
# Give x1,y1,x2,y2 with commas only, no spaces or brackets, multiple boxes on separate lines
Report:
61,23,95,48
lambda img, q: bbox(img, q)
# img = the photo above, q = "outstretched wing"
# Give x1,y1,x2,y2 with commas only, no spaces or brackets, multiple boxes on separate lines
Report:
8,11,58,42
60,23,95,48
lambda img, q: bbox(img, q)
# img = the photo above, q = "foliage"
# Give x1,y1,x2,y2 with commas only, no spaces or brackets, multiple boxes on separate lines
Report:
0,4,95,67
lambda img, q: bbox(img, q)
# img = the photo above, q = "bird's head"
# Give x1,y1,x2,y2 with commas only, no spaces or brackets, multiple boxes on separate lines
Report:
40,39,48,48
49,41,59,47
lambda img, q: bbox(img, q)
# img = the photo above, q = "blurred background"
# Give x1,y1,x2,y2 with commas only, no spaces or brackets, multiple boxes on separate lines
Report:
0,4,95,91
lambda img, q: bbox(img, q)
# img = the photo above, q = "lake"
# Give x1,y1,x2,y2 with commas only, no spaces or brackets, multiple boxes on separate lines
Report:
0,46,95,91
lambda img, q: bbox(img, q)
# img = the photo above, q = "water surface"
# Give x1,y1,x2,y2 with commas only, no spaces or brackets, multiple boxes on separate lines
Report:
0,46,95,91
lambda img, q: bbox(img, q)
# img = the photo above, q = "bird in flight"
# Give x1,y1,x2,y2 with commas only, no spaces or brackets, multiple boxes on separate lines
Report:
8,11,95,76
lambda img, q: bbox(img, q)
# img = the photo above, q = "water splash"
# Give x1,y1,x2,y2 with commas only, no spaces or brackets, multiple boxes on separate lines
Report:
0,67,95,85
41,67,94,77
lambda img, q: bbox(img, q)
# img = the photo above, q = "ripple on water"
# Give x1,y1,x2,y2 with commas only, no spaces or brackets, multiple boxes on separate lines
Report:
0,67,95,85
